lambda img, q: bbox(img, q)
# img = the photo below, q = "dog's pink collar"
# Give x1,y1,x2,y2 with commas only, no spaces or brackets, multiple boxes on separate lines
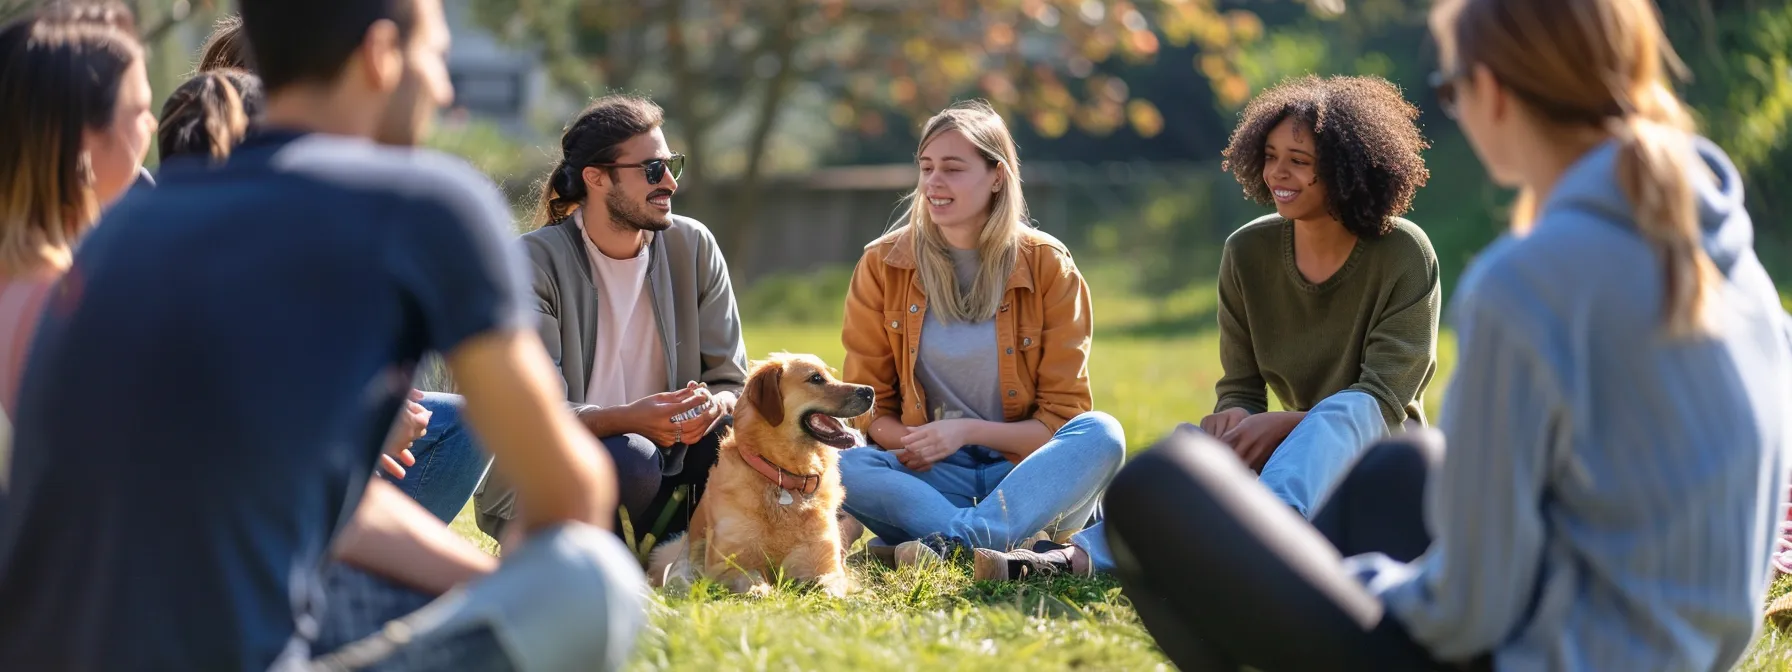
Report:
737,448,821,496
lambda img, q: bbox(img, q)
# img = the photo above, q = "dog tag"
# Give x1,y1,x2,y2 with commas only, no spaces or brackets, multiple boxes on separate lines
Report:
778,490,794,506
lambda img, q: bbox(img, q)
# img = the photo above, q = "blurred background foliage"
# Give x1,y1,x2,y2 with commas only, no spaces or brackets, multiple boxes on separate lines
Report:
48,0,1792,310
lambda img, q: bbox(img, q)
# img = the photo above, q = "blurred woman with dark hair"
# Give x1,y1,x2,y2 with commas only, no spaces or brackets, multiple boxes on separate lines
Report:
0,1,154,413
157,68,263,164
196,13,251,72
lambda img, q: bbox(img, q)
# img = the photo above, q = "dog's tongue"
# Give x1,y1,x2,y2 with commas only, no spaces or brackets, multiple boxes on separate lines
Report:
806,413,842,434
805,414,856,449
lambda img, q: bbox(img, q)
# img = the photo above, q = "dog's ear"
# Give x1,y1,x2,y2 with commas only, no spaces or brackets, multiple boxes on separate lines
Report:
744,362,785,427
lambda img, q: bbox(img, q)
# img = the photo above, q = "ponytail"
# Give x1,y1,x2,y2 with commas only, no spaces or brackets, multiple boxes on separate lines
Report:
1433,0,1717,337
1610,82,1714,336
534,161,586,228
157,69,259,164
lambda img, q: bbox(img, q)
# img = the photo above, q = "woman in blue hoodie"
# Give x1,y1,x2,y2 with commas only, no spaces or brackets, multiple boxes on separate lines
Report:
1102,0,1792,670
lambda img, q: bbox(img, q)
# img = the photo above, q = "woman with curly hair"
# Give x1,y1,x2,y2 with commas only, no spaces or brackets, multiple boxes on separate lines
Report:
1199,74,1438,514
968,75,1438,582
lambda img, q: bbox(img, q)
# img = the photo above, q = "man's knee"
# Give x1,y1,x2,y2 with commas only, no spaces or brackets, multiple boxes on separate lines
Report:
599,434,662,523
478,523,648,671
601,432,661,483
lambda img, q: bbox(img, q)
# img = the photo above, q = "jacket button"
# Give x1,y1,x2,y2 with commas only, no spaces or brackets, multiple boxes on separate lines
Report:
1006,347,1014,355
909,347,916,354
1022,337,1032,347
909,304,919,313
1008,390,1018,397
891,321,900,329
1000,304,1010,312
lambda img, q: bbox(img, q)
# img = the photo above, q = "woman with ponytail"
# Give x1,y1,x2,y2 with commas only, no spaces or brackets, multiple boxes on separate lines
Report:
157,68,263,163
1102,0,1792,669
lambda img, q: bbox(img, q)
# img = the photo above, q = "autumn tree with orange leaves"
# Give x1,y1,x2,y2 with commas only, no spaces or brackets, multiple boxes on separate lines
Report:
468,0,1312,271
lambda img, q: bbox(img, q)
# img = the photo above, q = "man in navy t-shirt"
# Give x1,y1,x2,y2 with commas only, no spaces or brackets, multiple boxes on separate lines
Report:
0,1,645,670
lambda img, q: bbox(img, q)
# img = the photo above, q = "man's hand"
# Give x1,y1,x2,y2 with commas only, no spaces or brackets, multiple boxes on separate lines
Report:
380,389,430,479
1220,411,1305,471
673,383,728,444
624,387,709,447
1198,407,1250,439
895,419,975,472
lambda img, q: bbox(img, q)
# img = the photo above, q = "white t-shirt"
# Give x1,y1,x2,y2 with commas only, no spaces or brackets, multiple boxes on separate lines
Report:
576,213,668,408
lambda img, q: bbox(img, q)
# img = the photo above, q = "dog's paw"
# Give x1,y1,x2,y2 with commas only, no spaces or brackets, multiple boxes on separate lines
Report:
746,583,776,599
816,573,851,598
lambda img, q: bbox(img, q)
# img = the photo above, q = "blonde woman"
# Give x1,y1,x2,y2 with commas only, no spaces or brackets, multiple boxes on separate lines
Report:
838,101,1125,571
1102,0,1792,669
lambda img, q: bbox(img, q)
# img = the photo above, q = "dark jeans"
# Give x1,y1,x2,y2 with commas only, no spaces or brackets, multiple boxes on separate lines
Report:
386,393,724,545
1105,424,1490,671
612,423,724,545
381,392,486,523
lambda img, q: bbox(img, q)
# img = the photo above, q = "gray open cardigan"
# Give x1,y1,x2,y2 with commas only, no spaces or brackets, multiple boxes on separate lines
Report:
473,211,750,538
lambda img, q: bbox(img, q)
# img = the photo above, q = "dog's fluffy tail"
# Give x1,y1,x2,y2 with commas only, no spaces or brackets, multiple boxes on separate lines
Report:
647,533,693,588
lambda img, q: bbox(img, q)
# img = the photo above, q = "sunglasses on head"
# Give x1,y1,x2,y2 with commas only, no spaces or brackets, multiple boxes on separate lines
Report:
1428,68,1468,119
595,153,686,185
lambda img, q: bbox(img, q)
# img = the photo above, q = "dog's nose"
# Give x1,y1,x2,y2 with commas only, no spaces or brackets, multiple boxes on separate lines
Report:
854,386,873,401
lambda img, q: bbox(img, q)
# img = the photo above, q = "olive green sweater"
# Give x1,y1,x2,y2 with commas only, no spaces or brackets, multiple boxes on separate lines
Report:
1213,214,1441,428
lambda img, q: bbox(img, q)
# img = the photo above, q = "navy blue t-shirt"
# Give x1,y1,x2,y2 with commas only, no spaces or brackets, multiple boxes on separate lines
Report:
0,131,532,671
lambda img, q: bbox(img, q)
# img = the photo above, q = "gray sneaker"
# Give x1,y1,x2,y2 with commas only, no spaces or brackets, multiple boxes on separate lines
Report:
893,534,972,569
972,540,1091,581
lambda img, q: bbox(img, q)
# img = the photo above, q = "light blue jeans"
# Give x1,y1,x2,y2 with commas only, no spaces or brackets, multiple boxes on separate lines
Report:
839,411,1126,551
1078,391,1387,572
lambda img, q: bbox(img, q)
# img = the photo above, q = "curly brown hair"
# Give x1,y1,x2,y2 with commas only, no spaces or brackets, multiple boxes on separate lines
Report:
1220,75,1431,238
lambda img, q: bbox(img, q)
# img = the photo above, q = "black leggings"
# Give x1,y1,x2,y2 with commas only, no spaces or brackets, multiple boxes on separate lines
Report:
1104,425,1489,671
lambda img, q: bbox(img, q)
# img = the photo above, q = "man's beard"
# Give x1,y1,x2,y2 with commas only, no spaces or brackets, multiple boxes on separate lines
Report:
605,186,674,233
373,71,426,146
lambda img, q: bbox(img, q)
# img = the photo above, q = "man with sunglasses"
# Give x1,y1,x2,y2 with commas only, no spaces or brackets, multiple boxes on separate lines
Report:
395,95,750,549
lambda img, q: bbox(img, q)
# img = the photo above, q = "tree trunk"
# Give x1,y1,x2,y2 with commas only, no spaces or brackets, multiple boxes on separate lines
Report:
722,0,803,282
664,0,716,220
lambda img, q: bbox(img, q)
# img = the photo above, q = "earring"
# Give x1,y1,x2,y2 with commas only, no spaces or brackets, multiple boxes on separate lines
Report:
77,151,95,187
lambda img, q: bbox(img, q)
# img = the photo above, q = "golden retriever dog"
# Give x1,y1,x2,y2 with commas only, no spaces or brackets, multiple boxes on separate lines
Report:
647,354,871,596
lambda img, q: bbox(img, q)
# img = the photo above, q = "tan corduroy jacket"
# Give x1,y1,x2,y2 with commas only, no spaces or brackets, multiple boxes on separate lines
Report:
842,225,1095,446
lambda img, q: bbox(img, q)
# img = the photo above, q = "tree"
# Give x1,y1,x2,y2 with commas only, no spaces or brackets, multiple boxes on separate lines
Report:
466,0,1313,275
1,0,215,42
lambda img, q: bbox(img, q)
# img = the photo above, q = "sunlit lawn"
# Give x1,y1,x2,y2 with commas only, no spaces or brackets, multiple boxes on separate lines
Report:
444,267,1791,670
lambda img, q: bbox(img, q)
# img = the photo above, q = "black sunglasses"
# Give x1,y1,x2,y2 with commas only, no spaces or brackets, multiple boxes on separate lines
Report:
1428,69,1468,119
595,153,686,185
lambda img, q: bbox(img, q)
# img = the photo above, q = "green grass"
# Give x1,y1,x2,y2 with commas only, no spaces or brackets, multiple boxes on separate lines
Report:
443,267,1792,670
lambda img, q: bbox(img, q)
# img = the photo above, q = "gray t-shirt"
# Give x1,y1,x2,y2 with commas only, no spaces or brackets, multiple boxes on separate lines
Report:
915,248,1006,435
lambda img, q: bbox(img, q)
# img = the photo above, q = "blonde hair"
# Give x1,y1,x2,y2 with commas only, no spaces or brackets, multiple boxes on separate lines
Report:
1433,0,1714,336
891,101,1027,324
